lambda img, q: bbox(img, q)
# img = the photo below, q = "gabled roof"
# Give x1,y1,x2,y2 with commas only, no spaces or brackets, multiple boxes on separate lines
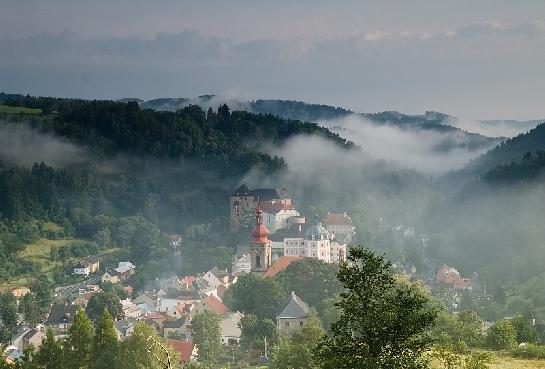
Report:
163,318,186,329
167,339,194,363
203,296,229,316
277,291,310,319
232,184,251,196
46,304,78,325
263,256,301,278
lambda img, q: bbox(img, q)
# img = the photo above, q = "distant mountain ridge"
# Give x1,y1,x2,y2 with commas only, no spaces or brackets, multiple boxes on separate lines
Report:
442,123,545,188
139,96,500,154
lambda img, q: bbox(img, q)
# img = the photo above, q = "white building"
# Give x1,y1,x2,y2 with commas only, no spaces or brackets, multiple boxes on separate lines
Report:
232,254,251,275
220,312,243,346
284,223,332,263
325,212,355,244
262,203,300,233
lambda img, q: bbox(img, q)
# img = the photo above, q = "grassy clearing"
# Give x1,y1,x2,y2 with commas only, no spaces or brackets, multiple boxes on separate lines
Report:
0,237,124,292
0,105,42,115
430,351,545,369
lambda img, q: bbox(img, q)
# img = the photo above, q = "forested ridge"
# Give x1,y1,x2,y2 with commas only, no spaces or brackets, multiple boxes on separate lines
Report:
0,96,352,285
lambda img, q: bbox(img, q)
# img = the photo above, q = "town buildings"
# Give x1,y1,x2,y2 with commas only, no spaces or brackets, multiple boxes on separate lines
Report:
230,184,291,229
276,291,310,336
436,264,473,290
325,212,355,244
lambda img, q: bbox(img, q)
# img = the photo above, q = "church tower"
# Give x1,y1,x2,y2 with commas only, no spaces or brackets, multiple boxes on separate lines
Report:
250,205,272,273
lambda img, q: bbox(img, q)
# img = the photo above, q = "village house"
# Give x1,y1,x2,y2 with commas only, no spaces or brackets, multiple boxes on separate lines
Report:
436,264,472,290
276,291,310,336
230,184,291,229
121,298,143,319
167,339,197,366
220,312,243,346
163,317,188,339
114,317,137,340
45,304,78,336
73,257,100,276
10,327,44,350
115,261,136,281
189,295,229,319
325,212,355,244
203,268,230,290
101,270,119,284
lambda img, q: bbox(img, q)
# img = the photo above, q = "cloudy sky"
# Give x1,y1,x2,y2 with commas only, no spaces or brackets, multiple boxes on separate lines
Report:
1,0,545,120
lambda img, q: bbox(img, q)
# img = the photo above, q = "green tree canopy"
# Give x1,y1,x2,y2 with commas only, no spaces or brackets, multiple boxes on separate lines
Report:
85,292,124,323
315,247,437,369
191,311,222,366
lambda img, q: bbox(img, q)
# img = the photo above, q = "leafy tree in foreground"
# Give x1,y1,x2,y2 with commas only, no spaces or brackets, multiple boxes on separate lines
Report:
192,311,222,366
315,247,437,369
63,309,93,369
34,328,63,369
269,311,325,369
486,320,517,350
90,309,120,369
120,322,179,369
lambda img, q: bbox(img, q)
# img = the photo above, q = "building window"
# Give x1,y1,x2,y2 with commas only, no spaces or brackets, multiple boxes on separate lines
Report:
300,322,304,327
286,322,289,326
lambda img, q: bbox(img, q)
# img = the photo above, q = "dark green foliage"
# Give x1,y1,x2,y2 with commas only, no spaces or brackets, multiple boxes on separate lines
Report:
315,247,437,369
275,258,342,308
34,328,63,369
223,273,286,320
63,309,93,369
191,311,222,365
85,292,124,323
239,313,277,352
509,316,539,344
90,309,120,369
483,150,545,184
486,320,517,350
269,312,325,369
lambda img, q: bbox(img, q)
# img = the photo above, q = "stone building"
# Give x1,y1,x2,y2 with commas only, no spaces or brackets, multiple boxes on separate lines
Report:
276,291,310,336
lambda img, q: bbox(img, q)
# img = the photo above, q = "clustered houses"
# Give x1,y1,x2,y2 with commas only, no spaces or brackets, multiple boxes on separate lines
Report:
38,264,244,366
436,264,473,290
231,185,352,272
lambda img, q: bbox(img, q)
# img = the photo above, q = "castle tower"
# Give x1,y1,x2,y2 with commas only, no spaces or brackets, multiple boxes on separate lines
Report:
250,205,272,273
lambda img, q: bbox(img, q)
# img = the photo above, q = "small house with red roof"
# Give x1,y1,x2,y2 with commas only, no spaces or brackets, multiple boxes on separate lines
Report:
167,339,197,365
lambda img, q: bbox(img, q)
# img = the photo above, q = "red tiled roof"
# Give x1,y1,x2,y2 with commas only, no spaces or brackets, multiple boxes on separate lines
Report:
325,213,352,226
167,339,194,363
263,256,301,278
204,296,229,316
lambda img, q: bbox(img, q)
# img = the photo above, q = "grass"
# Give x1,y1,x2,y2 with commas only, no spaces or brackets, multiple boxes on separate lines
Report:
0,236,124,292
430,351,545,369
0,105,42,115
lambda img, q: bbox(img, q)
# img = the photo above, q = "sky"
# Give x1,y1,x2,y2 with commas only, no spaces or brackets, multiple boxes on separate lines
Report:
1,0,545,120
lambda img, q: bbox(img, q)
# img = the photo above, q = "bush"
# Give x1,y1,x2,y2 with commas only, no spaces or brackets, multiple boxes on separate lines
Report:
511,343,545,359
486,320,517,350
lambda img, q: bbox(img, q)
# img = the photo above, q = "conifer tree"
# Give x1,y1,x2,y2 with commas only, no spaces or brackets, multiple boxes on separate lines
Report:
63,308,93,369
90,309,120,369
35,328,63,369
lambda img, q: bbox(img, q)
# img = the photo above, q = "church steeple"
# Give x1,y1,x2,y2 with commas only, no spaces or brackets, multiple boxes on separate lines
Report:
251,205,270,245
250,203,272,272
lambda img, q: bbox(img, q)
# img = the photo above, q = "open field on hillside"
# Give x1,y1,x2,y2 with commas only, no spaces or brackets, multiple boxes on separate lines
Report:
0,105,42,115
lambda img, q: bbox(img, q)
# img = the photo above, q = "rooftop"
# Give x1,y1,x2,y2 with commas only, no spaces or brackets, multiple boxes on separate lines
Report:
263,256,301,278
277,291,310,319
